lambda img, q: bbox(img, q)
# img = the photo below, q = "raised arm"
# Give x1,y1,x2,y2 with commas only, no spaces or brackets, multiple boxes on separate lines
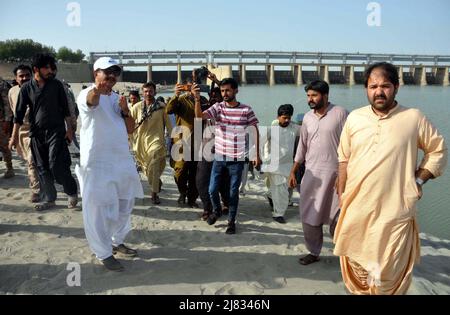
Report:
192,83,211,120
119,95,135,134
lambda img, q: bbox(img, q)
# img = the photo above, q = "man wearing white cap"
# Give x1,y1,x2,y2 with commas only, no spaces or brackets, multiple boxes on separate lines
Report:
76,57,144,272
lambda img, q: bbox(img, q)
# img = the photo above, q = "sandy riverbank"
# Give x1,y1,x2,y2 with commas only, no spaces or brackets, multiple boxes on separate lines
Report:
0,153,449,294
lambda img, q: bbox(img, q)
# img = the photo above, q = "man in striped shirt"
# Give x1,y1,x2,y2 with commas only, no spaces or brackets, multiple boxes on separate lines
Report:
194,78,261,234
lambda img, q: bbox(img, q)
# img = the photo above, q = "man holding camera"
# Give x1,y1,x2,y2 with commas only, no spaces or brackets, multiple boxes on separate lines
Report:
166,68,211,208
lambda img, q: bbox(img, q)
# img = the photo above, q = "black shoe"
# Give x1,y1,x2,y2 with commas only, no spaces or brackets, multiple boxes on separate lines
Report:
273,216,286,224
207,213,218,225
225,221,236,235
112,244,138,257
298,254,320,265
201,211,211,221
177,194,186,205
101,255,124,272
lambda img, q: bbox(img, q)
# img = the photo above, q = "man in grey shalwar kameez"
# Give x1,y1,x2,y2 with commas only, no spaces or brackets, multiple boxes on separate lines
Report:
289,80,348,265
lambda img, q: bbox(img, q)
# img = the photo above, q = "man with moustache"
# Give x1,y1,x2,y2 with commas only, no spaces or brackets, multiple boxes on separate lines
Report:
195,78,261,234
289,80,348,265
166,78,207,208
9,53,78,211
76,57,144,271
128,90,140,108
334,62,447,295
130,82,172,204
8,65,40,202
262,104,300,224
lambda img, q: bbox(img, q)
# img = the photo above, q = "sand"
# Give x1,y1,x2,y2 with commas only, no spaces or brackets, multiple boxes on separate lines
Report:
0,153,449,295
0,82,449,295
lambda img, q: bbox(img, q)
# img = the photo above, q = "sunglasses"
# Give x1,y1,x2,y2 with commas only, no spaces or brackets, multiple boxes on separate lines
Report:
102,67,122,77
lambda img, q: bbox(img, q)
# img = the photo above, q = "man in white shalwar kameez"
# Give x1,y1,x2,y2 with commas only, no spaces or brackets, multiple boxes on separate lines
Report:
262,104,299,224
76,57,144,272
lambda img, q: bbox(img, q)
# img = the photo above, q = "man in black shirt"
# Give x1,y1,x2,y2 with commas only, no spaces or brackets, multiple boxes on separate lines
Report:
9,53,78,211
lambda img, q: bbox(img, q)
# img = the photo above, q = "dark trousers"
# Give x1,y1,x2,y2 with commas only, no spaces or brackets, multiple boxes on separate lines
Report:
31,128,78,202
196,160,230,213
209,161,245,223
174,160,198,203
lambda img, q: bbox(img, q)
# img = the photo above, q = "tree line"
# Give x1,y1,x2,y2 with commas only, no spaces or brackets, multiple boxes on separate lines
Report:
0,39,86,63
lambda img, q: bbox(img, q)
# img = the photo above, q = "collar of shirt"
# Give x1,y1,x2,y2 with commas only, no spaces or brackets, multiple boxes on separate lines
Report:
313,102,334,120
369,102,400,120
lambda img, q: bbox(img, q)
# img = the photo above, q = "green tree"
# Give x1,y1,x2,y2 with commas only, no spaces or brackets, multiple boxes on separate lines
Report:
57,46,85,63
0,39,56,62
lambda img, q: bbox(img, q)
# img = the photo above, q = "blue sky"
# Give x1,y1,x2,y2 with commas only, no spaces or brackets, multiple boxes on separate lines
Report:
1,0,449,56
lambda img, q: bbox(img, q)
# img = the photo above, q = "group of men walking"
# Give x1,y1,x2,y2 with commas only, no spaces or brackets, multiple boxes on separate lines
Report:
1,53,447,294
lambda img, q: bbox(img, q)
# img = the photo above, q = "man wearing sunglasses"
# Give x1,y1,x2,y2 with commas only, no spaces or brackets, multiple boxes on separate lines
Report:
10,53,78,211
76,57,144,272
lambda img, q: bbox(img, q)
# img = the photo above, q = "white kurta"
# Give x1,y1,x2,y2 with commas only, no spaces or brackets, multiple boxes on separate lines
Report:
262,120,299,216
76,86,143,259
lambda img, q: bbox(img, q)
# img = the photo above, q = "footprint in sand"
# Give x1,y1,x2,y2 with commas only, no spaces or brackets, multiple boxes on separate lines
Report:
49,214,72,226
215,284,264,295
253,277,287,290
13,194,23,200
214,284,235,295
0,246,12,255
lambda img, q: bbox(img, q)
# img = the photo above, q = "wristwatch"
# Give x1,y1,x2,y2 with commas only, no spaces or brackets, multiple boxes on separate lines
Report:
415,177,425,187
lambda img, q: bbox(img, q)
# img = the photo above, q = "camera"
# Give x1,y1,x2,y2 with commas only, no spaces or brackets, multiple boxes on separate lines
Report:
178,83,210,93
193,66,210,84
177,66,211,93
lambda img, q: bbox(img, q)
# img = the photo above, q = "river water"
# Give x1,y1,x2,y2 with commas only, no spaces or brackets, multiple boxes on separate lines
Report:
233,85,449,240
81,82,449,239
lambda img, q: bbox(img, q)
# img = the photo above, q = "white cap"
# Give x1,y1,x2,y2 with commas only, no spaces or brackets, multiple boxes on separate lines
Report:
93,57,120,71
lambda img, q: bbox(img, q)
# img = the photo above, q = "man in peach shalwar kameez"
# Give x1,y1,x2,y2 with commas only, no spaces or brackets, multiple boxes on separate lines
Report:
334,62,447,295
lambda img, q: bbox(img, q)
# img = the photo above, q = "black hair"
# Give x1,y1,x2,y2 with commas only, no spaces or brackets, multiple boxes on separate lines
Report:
220,78,238,89
278,104,294,117
142,82,156,90
13,64,32,76
129,90,140,98
304,80,329,95
364,62,399,88
31,53,57,71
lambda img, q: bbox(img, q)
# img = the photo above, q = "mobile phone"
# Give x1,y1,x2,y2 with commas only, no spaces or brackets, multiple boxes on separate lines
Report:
198,84,210,93
179,84,210,93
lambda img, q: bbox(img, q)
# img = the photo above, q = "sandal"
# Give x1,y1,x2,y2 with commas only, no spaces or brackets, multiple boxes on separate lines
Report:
34,202,56,212
298,254,320,265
